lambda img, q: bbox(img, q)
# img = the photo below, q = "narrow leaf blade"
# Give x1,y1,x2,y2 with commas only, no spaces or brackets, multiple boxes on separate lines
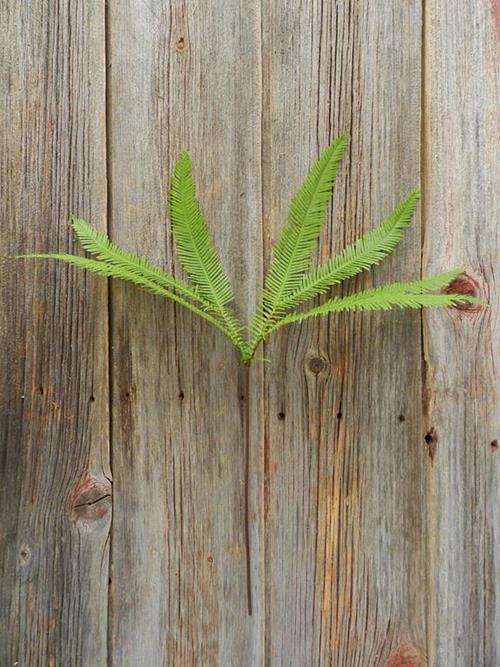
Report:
251,133,348,346
168,151,245,350
281,190,421,310
269,271,483,332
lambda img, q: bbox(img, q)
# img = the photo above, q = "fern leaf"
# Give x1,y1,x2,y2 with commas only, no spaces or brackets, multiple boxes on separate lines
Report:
69,216,210,307
268,272,481,332
367,269,465,295
250,134,348,343
18,253,235,341
168,151,245,350
281,190,421,310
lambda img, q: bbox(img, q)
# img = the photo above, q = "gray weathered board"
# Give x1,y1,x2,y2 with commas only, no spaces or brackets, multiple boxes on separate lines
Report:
0,1,498,665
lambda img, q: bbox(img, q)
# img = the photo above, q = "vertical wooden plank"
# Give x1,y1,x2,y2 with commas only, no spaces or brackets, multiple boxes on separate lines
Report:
0,2,110,666
262,3,426,664
107,1,263,665
423,2,500,664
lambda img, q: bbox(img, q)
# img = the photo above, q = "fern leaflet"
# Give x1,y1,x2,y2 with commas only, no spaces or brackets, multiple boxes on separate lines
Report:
18,253,232,338
69,216,211,309
250,134,348,346
280,190,421,311
268,272,481,333
168,151,246,352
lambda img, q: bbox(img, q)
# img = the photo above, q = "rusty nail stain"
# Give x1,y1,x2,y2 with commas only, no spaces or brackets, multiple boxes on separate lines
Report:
425,428,438,464
491,439,499,451
225,542,246,559
447,273,481,313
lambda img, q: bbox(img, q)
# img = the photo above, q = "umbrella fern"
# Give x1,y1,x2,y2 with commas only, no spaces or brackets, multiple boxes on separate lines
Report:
18,135,484,619
19,135,482,364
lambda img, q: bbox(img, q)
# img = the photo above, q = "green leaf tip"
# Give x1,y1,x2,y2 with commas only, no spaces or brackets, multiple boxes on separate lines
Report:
19,135,481,363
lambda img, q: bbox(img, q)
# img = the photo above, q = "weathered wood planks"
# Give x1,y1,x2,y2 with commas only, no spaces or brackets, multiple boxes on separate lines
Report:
1,1,499,665
0,2,110,665
261,3,427,664
423,1,500,664
106,1,263,664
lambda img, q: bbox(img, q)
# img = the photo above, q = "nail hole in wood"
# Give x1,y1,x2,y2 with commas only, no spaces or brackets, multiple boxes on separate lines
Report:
425,428,438,464
278,412,285,420
178,390,184,400
336,412,342,419
176,35,185,52
89,395,95,402
19,546,31,564
399,414,405,422
491,440,498,451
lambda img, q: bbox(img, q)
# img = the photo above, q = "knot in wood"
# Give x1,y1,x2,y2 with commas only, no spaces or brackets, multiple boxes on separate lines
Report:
68,474,112,524
175,35,186,52
18,544,32,566
307,355,328,375
447,273,481,313
385,642,426,666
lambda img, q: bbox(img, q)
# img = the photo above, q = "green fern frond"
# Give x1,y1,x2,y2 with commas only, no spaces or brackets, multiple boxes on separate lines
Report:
267,273,481,333
280,190,421,311
69,216,210,308
366,269,465,295
168,151,246,351
19,139,485,364
18,253,233,339
250,134,348,345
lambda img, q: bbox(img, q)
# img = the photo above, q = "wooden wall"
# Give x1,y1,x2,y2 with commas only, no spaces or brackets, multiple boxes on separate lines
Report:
1,2,498,665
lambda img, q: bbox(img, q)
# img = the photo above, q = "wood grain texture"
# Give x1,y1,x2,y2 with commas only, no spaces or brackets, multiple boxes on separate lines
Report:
107,1,263,665
2,1,498,665
0,1,110,666
422,1,500,665
261,3,426,664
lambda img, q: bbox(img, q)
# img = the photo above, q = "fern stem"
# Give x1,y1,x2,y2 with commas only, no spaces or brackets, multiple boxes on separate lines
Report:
243,360,253,615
